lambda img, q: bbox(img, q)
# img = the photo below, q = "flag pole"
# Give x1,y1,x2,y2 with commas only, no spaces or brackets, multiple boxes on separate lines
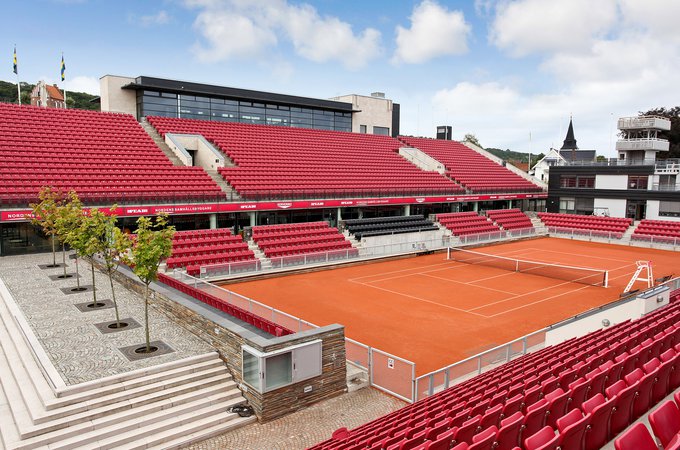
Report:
61,52,66,109
14,44,20,105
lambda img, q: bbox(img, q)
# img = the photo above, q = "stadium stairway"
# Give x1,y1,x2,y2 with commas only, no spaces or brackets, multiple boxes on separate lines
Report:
206,170,242,201
140,118,184,167
0,280,255,450
248,239,273,270
529,215,548,234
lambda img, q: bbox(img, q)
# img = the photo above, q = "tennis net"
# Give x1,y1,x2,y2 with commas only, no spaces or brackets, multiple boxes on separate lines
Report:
447,247,609,287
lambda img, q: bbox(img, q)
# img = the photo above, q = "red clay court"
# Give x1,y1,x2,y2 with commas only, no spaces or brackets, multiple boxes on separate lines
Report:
221,237,678,375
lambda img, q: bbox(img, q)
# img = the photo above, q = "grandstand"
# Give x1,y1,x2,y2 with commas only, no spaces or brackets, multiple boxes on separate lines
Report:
0,103,223,206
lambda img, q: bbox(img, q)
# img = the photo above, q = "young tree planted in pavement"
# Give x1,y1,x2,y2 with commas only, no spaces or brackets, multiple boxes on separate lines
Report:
67,208,106,307
29,186,64,268
125,214,175,353
90,207,132,329
55,191,86,290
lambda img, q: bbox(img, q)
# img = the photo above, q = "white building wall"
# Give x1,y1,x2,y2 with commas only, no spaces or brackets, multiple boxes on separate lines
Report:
594,174,628,190
646,200,680,222
100,75,136,115
593,198,627,218
331,94,393,135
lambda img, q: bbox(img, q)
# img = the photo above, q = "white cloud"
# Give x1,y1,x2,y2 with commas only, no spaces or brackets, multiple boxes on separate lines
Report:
64,76,100,95
393,1,470,64
489,0,618,57
185,0,381,69
133,10,171,27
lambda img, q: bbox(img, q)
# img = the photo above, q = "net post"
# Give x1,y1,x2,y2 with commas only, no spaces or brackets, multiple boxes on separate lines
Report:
447,246,451,260
604,270,609,288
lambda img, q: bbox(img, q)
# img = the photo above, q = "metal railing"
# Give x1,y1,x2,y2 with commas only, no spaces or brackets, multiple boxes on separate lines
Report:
630,234,680,249
547,226,624,241
414,329,547,401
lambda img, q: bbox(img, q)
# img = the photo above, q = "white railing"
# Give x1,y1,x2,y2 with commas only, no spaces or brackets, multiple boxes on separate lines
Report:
415,329,547,401
630,234,680,249
456,227,537,246
547,226,625,241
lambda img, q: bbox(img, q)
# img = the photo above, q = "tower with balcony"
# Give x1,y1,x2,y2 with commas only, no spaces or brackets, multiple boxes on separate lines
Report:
616,116,671,164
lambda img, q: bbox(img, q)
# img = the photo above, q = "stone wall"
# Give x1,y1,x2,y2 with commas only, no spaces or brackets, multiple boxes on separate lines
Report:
102,261,347,422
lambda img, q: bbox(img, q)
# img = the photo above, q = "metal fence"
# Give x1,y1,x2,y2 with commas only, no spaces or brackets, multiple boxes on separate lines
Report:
456,227,537,246
197,237,452,279
414,329,547,401
547,226,624,241
629,234,680,249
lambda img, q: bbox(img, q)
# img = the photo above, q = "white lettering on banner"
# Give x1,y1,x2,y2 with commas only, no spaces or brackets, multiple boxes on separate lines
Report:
276,203,292,209
125,208,150,214
340,201,353,205
8,212,31,220
310,202,324,206
415,198,425,203
240,204,257,209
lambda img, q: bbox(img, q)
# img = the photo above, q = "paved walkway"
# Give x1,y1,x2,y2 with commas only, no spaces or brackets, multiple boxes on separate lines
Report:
185,387,406,450
0,252,212,385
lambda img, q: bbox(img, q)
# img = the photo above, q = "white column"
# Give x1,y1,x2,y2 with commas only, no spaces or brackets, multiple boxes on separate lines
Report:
249,212,256,227
209,214,217,229
337,208,342,222
404,204,411,216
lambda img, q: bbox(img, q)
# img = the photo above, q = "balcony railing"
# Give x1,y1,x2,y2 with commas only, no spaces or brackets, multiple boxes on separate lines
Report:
618,116,671,131
616,138,669,152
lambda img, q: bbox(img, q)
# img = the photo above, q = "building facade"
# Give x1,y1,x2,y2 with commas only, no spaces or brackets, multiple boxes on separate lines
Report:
30,81,65,109
547,116,678,221
330,93,399,137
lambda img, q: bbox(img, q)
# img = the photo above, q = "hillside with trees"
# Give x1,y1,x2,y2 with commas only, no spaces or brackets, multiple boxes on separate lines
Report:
0,80,98,110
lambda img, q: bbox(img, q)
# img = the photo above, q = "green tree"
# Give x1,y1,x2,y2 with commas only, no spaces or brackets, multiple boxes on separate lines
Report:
90,207,132,328
55,191,85,290
124,214,175,353
65,97,75,108
20,90,31,105
67,208,107,308
29,186,64,267
464,133,482,149
639,107,680,159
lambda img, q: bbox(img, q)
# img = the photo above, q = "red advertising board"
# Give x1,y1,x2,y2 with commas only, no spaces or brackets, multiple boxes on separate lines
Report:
0,192,547,222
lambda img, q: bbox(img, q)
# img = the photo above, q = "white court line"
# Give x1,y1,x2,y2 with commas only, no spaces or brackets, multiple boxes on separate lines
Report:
527,247,633,264
421,273,521,296
349,280,490,318
481,270,635,318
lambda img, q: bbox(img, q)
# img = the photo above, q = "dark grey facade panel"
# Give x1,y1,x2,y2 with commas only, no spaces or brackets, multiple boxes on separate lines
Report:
391,103,400,138
125,76,353,112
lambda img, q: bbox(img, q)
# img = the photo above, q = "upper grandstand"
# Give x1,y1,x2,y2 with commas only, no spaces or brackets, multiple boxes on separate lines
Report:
0,102,222,206
148,116,543,200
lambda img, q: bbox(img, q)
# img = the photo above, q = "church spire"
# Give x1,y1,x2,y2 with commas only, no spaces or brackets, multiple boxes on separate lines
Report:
560,117,578,150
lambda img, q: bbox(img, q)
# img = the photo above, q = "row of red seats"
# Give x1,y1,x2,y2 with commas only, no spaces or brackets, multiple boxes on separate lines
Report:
257,234,346,250
311,290,680,450
253,228,341,241
0,103,223,205
172,236,242,249
171,243,249,258
436,212,503,237
251,221,330,234
538,213,632,233
633,220,680,240
615,396,680,450
166,250,255,269
486,210,534,231
263,240,353,258
157,273,292,337
148,116,463,200
174,228,233,239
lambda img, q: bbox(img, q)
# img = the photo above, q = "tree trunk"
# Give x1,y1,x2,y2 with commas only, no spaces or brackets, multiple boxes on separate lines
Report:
144,283,151,352
109,270,120,327
90,260,97,307
75,256,81,288
51,234,56,267
62,243,67,277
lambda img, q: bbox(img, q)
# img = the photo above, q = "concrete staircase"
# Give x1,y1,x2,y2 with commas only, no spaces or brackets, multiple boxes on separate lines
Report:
621,221,639,243
530,216,548,234
207,171,242,202
0,282,255,450
140,119,184,167
248,240,272,270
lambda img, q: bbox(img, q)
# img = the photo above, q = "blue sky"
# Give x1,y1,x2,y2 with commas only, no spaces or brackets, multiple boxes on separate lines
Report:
4,0,680,157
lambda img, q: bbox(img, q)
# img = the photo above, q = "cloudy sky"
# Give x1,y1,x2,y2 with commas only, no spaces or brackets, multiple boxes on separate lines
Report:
3,0,680,157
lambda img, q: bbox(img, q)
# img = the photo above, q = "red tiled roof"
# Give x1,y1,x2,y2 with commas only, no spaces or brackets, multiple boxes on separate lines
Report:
45,84,64,101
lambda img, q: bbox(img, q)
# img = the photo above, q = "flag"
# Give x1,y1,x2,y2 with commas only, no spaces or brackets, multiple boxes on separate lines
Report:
60,54,65,81
13,46,17,75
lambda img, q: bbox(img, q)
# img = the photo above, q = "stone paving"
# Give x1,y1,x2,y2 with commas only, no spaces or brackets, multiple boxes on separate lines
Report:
184,387,406,450
0,252,212,385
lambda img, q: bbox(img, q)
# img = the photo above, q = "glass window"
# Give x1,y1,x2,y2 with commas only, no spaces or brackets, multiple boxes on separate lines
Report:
560,176,577,188
559,197,575,213
659,201,680,217
143,90,160,96
161,92,177,98
242,349,261,391
373,126,389,135
575,197,594,214
265,352,293,391
628,175,648,190
577,176,595,188
179,94,195,101
360,125,367,134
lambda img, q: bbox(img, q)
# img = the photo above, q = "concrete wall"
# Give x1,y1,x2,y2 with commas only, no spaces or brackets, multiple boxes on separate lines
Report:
100,75,136,116
332,94,393,135
595,174,628,190
545,286,670,346
166,134,225,171
398,147,446,173
593,198,627,218
107,263,347,423
360,230,443,253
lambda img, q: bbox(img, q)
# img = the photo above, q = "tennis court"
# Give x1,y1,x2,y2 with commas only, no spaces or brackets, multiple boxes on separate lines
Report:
222,237,678,375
